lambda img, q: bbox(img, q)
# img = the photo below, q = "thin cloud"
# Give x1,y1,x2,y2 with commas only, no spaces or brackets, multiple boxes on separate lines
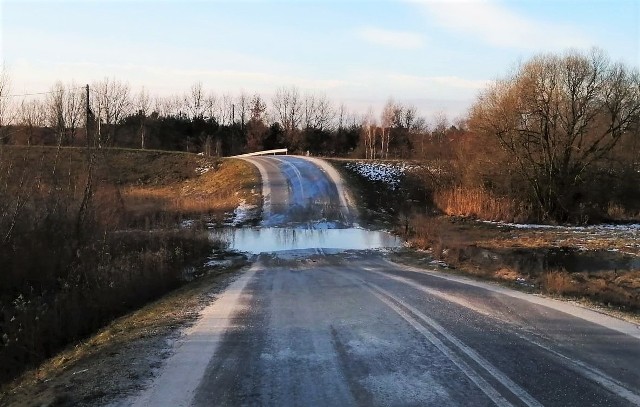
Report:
388,73,489,91
411,0,591,50
357,26,425,49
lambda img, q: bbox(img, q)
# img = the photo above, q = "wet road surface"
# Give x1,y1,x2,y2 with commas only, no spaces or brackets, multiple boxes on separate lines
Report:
123,156,640,407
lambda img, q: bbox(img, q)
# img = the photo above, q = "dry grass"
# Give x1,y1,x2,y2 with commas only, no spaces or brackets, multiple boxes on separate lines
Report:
541,270,575,295
0,146,259,385
0,262,246,407
403,214,640,312
433,186,531,223
121,158,259,223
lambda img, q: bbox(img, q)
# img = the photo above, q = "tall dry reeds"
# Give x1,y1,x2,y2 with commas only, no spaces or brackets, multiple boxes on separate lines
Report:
433,186,533,223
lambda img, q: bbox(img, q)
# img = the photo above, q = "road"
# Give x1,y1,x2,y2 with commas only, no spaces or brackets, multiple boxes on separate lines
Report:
124,156,640,407
240,155,357,228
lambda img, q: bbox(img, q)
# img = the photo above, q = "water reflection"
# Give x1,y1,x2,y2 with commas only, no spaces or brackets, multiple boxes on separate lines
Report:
211,227,402,254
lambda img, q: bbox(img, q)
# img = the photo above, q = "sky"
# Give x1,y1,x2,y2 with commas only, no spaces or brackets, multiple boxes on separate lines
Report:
1,0,639,120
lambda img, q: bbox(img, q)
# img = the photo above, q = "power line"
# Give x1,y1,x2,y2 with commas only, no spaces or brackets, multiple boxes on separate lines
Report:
0,86,85,99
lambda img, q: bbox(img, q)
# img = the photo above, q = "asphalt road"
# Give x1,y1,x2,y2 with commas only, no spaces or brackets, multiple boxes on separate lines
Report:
240,155,357,227
123,156,640,407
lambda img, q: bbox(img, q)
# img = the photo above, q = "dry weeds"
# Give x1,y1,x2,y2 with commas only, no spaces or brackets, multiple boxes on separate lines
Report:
0,146,259,386
404,214,640,313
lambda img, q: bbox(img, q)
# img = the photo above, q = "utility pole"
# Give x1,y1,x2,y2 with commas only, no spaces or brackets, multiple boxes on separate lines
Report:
231,103,235,155
139,109,145,150
85,84,90,147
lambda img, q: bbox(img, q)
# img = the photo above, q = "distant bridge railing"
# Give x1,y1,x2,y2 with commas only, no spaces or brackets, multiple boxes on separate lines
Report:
230,148,288,158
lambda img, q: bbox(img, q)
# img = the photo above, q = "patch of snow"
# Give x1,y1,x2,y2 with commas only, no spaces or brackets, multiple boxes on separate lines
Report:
482,220,640,234
204,259,233,268
345,161,416,190
195,166,212,175
228,199,258,226
429,260,450,268
180,219,196,229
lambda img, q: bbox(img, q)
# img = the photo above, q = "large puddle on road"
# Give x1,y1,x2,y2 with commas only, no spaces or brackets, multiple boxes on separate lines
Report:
211,227,402,254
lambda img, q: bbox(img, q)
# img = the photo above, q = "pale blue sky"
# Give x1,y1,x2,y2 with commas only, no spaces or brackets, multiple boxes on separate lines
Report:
2,0,639,119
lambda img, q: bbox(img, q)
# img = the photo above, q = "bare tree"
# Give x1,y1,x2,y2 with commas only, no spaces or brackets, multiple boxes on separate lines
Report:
303,92,335,132
272,86,303,149
412,116,429,158
218,93,234,126
249,93,267,122
64,82,84,145
184,82,205,120
92,77,131,146
18,98,45,145
0,65,13,135
46,82,66,144
380,98,395,159
469,49,640,221
431,111,449,144
362,108,378,159
204,92,218,122
136,87,151,149
236,91,249,129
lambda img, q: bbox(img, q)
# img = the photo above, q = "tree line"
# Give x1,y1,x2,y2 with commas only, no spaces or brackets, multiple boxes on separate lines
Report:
1,48,639,223
0,74,460,160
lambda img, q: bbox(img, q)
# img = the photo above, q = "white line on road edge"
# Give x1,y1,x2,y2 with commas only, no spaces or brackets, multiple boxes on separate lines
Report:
510,329,640,406
367,289,514,407
375,264,640,405
123,265,259,407
367,282,543,407
386,260,640,340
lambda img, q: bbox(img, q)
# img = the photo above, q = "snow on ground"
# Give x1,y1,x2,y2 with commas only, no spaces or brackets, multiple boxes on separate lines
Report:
482,220,640,255
345,161,417,190
228,199,259,226
195,165,212,175
482,220,640,234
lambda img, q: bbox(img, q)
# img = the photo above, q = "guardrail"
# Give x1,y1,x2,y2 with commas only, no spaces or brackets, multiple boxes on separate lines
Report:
230,148,288,158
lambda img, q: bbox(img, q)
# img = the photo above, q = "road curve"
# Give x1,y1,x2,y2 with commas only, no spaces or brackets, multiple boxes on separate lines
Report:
120,156,640,407
240,155,357,227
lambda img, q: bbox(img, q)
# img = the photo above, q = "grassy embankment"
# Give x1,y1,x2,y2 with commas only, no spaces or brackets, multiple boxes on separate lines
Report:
335,159,640,315
0,145,259,386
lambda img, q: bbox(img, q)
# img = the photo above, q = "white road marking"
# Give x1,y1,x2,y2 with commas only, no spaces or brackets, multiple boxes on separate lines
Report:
373,265,640,405
386,259,640,340
510,329,640,406
367,282,544,407
368,289,514,407
123,265,259,407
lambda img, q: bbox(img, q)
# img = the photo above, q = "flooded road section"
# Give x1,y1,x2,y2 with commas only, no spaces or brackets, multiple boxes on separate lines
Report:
212,227,402,254
221,155,391,254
